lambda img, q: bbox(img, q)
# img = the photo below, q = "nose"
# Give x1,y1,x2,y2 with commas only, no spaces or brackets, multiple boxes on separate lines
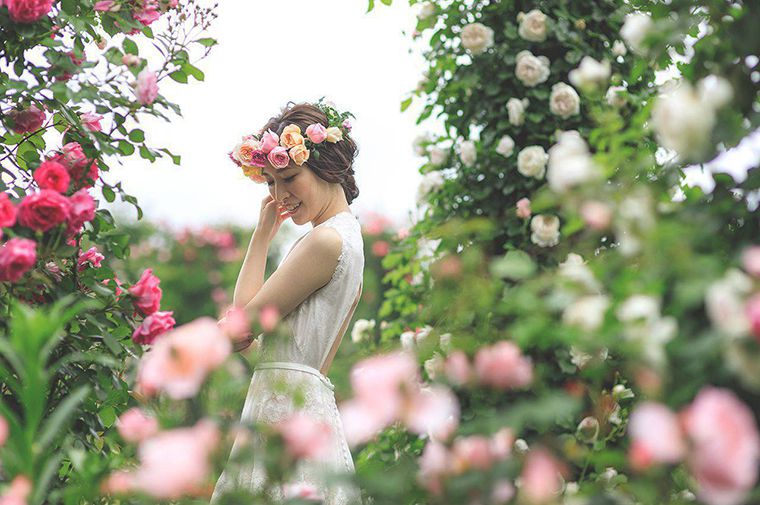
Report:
272,182,289,202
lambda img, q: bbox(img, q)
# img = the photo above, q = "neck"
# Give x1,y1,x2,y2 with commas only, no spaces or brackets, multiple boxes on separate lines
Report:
311,197,350,227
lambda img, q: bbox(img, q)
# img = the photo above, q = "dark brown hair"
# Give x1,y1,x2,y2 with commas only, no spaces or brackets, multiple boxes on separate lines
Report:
259,101,360,204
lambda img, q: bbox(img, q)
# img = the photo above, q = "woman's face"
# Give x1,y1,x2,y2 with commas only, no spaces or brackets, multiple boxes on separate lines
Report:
262,161,326,225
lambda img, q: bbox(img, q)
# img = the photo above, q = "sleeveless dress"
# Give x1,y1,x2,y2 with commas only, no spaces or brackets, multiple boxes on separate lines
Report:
210,211,365,505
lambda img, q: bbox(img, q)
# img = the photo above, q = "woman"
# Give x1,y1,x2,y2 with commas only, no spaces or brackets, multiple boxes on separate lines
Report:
211,101,364,504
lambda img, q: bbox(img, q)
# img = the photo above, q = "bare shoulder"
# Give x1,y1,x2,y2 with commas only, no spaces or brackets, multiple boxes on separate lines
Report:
302,226,343,259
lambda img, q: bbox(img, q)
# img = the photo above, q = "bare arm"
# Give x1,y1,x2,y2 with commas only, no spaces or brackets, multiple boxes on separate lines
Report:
232,228,271,307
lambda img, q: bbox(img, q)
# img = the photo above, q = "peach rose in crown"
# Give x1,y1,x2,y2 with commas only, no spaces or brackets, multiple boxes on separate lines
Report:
280,124,305,149
325,126,343,143
289,144,310,166
236,138,262,166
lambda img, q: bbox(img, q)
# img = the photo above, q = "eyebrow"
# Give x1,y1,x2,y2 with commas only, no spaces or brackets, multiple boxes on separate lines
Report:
264,168,298,180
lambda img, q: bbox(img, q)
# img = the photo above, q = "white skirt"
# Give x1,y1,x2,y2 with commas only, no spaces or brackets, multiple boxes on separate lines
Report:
210,361,360,504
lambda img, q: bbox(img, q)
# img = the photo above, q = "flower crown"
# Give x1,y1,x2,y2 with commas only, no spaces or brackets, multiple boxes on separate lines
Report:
228,98,355,184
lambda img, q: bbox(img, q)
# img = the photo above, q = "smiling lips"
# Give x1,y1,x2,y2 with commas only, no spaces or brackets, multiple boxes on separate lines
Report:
280,202,301,214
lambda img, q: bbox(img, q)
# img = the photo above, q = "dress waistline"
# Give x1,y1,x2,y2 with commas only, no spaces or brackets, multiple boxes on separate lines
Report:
253,361,335,391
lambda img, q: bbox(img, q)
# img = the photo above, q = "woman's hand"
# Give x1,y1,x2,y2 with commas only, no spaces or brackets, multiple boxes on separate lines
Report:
256,194,294,243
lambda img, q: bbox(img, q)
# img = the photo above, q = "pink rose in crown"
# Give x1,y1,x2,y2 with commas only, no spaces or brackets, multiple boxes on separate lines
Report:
115,407,159,443
0,238,37,282
33,160,70,193
305,123,327,144
80,112,103,132
132,310,176,345
135,69,159,106
18,190,71,232
250,150,267,168
0,193,18,229
342,119,352,131
129,268,163,315
5,0,54,23
77,246,105,271
682,387,760,505
8,105,46,134
260,129,279,154
267,146,290,169
67,189,96,235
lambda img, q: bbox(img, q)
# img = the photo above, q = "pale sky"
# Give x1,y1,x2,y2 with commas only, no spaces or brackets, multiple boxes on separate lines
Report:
104,0,428,236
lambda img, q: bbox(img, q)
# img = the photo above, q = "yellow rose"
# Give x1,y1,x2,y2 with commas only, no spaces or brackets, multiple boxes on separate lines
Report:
242,165,266,183
325,126,343,143
289,144,310,166
280,124,305,149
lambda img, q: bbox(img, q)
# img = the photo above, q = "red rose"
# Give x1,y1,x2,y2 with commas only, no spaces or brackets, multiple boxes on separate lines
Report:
0,238,37,282
33,160,70,193
128,268,162,315
66,189,96,235
7,105,46,134
132,310,176,345
5,0,54,23
0,193,18,228
18,190,71,232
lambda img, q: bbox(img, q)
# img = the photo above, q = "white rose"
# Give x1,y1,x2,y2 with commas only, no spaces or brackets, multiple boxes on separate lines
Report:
429,146,448,166
424,353,444,379
549,82,581,119
351,319,376,344
530,214,560,247
558,253,601,292
705,269,753,337
620,13,653,55
460,140,477,167
495,135,515,158
568,56,611,90
517,145,548,179
616,295,661,324
606,85,627,107
651,81,715,161
515,50,551,87
611,40,627,57
517,9,548,42
697,75,733,110
416,170,445,204
506,97,529,126
563,295,610,331
461,22,494,56
417,1,435,21
547,131,600,193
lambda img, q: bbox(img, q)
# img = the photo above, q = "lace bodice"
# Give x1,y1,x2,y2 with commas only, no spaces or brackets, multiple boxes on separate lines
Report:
258,211,365,370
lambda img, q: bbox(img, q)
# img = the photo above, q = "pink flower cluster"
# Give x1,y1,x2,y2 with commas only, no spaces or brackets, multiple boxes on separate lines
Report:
276,412,333,460
135,69,159,105
132,310,176,345
136,317,231,399
339,351,459,447
5,0,53,23
76,246,105,272
628,387,760,505
128,268,163,316
0,238,36,282
442,341,533,390
46,141,100,191
102,419,219,500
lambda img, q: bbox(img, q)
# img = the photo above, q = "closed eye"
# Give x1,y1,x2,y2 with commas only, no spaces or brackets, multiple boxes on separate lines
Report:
266,174,296,186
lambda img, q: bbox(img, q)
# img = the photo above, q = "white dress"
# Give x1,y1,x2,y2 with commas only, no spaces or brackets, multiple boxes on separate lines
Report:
211,211,364,504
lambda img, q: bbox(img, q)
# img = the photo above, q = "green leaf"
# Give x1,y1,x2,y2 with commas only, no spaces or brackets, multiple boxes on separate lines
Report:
195,37,217,47
117,140,135,156
366,0,375,12
400,96,413,112
37,385,90,453
182,62,205,82
102,185,115,202
169,70,188,83
490,250,536,280
128,129,145,142
122,38,138,55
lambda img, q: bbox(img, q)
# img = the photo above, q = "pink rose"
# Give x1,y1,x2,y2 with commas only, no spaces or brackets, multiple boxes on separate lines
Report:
0,475,32,504
474,341,533,389
342,119,352,131
277,412,332,460
402,384,459,440
129,268,162,315
282,482,324,502
8,105,46,134
372,240,389,257
0,193,18,228
516,197,531,219
136,318,231,399
135,69,159,106
122,54,140,66
490,427,514,460
94,0,116,11
67,189,96,235
259,304,280,331
305,123,328,144
133,0,160,25
132,311,176,345
116,407,159,443
5,0,53,23
746,294,760,341
260,129,279,154
444,350,472,386
520,448,563,504
80,112,103,132
129,420,219,499
18,189,71,232
417,440,450,495
682,387,760,505
451,435,494,471
218,306,250,340
742,246,760,278
33,160,70,193
103,275,123,297
267,146,290,169
627,402,686,470
77,246,105,271
580,200,612,231
0,238,37,282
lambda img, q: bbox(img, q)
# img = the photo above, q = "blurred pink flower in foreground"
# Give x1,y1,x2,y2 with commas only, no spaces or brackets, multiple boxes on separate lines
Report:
116,407,159,443
282,482,324,502
474,341,533,389
136,317,231,399
628,402,686,470
0,475,32,504
277,412,333,460
520,448,564,504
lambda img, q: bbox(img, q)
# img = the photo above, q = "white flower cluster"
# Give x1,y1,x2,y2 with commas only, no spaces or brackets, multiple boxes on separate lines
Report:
620,13,653,55
547,131,601,193
651,75,733,161
517,9,548,42
461,22,494,55
515,50,551,87
549,82,580,118
616,294,678,367
416,170,445,205
506,97,529,126
517,145,548,179
460,139,477,167
569,56,611,91
530,214,560,247
705,269,753,338
351,319,376,344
